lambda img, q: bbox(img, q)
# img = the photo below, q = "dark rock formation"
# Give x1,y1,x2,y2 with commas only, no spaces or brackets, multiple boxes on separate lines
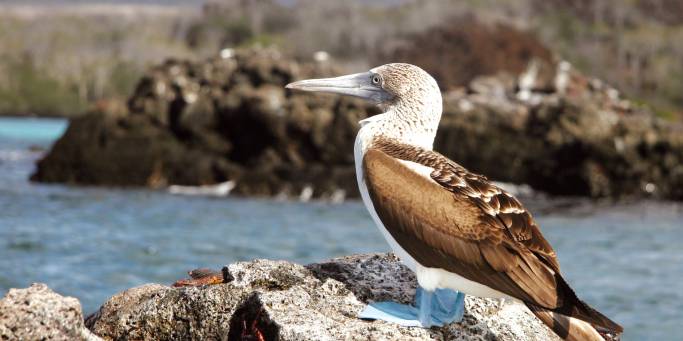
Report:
437,62,683,199
32,48,683,200
32,48,376,199
0,283,101,341
84,254,559,340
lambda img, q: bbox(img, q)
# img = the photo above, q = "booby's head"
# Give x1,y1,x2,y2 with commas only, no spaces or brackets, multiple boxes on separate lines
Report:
286,63,442,149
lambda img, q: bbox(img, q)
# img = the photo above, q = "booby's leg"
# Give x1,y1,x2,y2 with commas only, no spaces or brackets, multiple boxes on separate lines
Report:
358,286,465,328
417,287,433,326
419,287,466,326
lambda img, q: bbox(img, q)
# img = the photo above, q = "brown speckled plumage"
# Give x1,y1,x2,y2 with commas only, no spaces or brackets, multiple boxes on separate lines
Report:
371,136,559,271
363,137,622,340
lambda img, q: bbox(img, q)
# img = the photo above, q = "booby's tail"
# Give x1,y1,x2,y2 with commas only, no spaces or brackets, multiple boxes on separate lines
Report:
527,276,622,341
527,304,620,341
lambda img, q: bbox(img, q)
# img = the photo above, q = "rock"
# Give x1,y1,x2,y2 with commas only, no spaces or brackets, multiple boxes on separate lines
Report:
437,61,683,200
85,253,559,341
31,47,683,201
31,48,374,198
0,283,101,341
30,112,221,188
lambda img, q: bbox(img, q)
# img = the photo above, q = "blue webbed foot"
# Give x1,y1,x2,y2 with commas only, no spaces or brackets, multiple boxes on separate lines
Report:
358,287,466,328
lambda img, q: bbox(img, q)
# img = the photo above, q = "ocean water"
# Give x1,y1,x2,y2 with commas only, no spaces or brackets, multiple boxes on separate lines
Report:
0,117,681,340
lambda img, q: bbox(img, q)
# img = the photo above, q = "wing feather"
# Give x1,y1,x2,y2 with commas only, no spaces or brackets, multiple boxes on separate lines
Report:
363,147,559,308
362,139,623,334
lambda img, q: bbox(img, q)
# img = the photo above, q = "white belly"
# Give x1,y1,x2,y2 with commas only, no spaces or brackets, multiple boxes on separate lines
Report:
354,131,510,299
354,133,418,272
415,265,510,299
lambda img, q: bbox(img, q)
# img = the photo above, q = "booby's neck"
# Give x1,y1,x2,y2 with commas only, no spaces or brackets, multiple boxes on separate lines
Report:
360,88,443,151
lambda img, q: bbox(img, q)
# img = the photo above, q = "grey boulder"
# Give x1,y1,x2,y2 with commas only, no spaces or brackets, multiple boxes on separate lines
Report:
86,253,560,340
0,283,101,341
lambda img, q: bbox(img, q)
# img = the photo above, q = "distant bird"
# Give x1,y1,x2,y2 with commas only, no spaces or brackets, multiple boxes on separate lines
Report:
286,64,622,340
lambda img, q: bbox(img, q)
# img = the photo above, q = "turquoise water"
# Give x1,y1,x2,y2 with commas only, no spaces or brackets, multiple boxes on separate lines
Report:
0,117,681,340
0,117,68,142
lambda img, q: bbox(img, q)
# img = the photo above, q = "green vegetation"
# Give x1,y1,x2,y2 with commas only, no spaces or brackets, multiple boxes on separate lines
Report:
0,7,194,117
531,3,683,121
0,57,82,116
0,1,681,120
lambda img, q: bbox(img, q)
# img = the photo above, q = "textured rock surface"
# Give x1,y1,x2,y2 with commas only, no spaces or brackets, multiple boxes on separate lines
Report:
86,253,559,341
32,47,683,200
32,48,374,199
437,64,683,200
0,283,101,341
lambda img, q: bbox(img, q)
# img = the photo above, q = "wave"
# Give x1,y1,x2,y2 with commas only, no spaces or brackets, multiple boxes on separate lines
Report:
167,181,235,197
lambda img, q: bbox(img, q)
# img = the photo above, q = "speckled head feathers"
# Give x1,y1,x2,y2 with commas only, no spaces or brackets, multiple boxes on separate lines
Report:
370,63,441,102
285,63,443,149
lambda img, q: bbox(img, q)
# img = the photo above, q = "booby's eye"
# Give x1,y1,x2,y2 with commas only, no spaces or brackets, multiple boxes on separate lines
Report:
371,74,382,86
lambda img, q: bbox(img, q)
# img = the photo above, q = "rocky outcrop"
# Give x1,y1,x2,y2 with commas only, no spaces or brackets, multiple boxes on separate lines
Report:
437,61,683,199
31,48,374,199
31,47,683,200
0,283,101,341
85,253,559,340
0,255,561,340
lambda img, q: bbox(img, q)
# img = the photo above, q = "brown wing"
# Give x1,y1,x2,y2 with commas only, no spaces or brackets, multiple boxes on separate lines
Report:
363,147,560,308
363,141,623,334
430,159,560,272
369,137,559,272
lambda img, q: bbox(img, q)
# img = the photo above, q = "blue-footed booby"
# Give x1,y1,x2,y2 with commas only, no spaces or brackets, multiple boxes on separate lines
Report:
286,64,623,340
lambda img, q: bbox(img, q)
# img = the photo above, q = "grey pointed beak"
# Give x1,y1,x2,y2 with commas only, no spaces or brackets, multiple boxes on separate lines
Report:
286,72,389,103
